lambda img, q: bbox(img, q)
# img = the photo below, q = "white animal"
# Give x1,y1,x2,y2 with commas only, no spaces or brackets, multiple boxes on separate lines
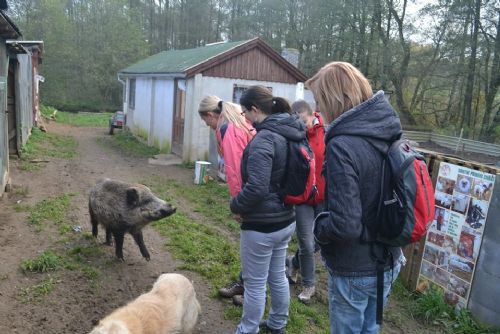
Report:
90,273,200,334
457,177,471,193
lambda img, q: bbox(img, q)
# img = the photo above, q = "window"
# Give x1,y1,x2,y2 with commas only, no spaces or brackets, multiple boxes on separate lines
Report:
233,84,273,104
129,78,136,109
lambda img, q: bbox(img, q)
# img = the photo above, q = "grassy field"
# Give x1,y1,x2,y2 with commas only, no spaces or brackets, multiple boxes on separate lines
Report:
41,105,111,127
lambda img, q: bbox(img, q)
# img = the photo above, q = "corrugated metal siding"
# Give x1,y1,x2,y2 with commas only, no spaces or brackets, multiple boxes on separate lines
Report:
17,54,33,146
0,40,8,195
405,131,500,157
202,47,298,84
468,175,500,326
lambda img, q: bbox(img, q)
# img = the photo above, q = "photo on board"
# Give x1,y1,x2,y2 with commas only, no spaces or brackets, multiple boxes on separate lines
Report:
455,174,473,195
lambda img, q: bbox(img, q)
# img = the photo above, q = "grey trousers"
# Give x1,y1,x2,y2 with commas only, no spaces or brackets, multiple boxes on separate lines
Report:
235,223,296,334
292,203,324,287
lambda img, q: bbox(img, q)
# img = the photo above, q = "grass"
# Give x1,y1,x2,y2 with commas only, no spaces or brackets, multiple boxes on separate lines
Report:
20,276,57,302
24,194,73,232
20,128,77,171
144,177,239,233
21,251,63,273
148,177,330,333
97,130,160,157
388,280,500,334
42,105,111,127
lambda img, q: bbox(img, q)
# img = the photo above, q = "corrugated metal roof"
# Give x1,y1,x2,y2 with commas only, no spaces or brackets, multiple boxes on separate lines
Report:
120,40,252,75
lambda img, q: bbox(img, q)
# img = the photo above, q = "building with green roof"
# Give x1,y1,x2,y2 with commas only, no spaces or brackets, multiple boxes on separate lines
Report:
117,37,311,165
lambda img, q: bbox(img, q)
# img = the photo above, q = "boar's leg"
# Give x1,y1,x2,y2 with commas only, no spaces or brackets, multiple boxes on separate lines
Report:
132,231,150,261
89,205,98,238
105,228,113,245
113,231,125,261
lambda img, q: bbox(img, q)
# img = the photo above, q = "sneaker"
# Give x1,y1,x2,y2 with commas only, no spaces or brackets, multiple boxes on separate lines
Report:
298,285,315,304
232,294,244,306
218,281,244,298
259,320,285,334
286,255,298,284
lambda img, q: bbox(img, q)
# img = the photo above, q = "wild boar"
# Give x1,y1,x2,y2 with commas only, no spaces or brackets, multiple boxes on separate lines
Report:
89,178,176,261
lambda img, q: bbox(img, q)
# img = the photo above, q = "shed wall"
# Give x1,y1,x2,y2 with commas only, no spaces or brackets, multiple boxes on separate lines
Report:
468,174,500,327
130,78,152,140
190,76,308,165
17,54,33,146
0,40,8,195
151,79,174,151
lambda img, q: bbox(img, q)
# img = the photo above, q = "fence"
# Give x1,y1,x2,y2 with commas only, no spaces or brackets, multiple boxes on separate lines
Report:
405,131,500,158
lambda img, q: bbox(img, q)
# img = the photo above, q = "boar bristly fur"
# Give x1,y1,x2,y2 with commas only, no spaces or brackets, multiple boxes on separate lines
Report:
89,178,176,261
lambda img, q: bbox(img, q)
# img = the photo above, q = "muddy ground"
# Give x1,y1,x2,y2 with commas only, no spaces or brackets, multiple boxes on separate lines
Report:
0,122,436,334
0,122,236,334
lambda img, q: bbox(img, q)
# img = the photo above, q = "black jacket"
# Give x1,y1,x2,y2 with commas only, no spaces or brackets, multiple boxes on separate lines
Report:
230,113,304,232
314,91,402,276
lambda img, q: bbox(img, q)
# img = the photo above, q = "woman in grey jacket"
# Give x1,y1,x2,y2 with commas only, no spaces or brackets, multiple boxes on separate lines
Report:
307,62,403,334
230,85,304,334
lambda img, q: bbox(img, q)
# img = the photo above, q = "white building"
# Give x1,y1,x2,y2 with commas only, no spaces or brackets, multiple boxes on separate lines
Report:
118,38,312,165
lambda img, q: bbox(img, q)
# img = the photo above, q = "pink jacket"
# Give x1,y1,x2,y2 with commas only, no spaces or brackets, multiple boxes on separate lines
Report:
217,122,254,197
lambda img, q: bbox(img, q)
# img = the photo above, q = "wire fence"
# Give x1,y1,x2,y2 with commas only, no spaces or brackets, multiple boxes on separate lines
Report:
405,131,500,158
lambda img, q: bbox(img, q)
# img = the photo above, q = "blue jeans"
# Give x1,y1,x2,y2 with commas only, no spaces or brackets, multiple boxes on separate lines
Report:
327,260,402,334
291,203,324,287
235,223,296,334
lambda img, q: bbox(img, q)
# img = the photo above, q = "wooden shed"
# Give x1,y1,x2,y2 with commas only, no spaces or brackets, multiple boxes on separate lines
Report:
118,38,312,164
0,8,22,196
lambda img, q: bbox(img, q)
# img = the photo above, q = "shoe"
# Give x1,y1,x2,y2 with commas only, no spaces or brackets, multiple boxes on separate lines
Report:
232,294,244,306
286,255,298,284
218,281,244,298
259,320,285,334
298,285,315,304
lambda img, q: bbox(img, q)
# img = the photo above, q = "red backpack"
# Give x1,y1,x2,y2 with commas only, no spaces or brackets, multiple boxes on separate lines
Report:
368,137,435,325
371,138,435,246
280,138,318,205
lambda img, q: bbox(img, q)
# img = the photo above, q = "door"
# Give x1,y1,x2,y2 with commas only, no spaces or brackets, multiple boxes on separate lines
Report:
171,79,186,156
7,61,17,155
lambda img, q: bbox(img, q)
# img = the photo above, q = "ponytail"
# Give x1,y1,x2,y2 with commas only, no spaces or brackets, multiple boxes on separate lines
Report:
271,97,291,114
241,85,291,115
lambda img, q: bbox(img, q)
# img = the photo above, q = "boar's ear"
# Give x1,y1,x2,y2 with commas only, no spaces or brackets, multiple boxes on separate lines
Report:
126,188,140,207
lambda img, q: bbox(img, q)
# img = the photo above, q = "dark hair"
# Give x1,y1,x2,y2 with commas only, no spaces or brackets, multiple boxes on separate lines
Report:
240,85,291,115
291,100,313,116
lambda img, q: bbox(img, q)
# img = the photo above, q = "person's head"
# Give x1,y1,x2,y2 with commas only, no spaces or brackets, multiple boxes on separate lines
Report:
198,95,222,130
305,62,373,123
239,86,291,124
291,100,315,129
198,95,251,133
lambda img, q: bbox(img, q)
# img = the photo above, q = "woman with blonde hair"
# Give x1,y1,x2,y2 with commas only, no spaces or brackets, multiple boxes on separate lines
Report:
198,95,254,197
308,62,404,333
198,96,254,303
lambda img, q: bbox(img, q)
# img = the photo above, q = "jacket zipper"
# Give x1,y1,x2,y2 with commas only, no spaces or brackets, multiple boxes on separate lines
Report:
420,163,431,217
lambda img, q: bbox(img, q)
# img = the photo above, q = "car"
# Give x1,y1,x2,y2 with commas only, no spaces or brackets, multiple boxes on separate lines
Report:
109,111,125,135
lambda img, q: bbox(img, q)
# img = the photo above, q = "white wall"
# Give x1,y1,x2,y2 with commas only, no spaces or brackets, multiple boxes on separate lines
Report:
130,78,152,139
151,79,174,151
126,77,175,152
185,76,307,165
183,74,210,162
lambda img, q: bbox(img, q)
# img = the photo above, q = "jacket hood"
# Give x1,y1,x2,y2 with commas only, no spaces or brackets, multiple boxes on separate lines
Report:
256,113,305,142
325,91,402,152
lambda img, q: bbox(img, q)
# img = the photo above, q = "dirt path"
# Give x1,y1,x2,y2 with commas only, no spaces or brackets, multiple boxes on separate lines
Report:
0,123,235,334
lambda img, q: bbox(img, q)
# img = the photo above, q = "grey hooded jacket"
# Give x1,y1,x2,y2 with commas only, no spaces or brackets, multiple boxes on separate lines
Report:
314,91,403,276
230,113,304,232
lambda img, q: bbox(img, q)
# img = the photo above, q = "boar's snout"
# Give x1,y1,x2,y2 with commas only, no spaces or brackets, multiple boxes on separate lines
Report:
160,206,176,217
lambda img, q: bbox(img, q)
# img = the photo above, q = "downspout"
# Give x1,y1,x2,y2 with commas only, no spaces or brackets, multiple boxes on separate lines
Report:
117,74,128,128
117,74,127,113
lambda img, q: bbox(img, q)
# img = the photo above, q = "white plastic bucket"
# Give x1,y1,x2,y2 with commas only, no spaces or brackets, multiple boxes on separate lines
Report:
194,161,211,185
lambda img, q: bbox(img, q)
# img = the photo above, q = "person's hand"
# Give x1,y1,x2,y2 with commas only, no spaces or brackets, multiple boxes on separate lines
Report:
233,214,243,223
